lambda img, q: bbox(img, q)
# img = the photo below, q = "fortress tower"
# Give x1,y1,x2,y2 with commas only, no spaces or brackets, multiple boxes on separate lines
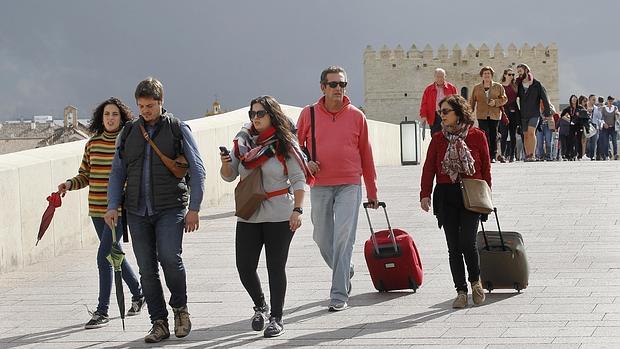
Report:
363,42,559,124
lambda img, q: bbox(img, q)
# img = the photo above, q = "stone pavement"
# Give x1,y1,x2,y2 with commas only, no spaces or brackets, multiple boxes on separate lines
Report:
1,161,619,348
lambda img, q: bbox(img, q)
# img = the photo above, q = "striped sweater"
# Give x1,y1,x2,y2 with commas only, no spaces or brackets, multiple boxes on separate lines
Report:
68,130,120,217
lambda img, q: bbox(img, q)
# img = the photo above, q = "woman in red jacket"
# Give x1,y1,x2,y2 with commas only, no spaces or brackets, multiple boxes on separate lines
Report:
420,94,492,309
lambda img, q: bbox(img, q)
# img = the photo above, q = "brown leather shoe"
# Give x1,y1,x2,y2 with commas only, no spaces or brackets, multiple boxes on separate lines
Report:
144,319,170,343
172,305,192,338
452,291,468,309
471,280,486,305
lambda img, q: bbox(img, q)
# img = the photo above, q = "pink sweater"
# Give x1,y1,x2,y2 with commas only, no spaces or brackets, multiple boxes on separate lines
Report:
297,96,378,199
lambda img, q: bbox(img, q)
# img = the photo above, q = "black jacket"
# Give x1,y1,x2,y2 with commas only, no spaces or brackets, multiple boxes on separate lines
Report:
517,78,550,119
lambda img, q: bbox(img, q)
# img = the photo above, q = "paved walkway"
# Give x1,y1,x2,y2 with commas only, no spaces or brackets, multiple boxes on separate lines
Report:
1,161,619,348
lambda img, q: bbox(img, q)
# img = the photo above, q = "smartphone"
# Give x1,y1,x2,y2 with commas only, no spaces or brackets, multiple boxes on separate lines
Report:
219,146,230,155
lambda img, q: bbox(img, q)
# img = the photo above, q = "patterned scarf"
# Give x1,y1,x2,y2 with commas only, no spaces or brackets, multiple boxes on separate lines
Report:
233,123,315,185
233,124,278,169
440,124,475,183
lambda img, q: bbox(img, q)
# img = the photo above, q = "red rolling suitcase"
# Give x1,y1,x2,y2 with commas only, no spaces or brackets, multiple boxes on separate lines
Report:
363,202,423,292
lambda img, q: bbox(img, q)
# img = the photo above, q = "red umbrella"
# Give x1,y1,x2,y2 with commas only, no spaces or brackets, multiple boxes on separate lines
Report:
36,191,64,246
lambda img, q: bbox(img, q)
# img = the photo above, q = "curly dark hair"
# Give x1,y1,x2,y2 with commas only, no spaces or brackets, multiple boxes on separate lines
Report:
88,97,133,134
438,94,476,126
249,95,297,158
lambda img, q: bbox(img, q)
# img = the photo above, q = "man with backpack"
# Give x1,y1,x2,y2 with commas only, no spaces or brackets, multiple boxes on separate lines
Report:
105,77,205,343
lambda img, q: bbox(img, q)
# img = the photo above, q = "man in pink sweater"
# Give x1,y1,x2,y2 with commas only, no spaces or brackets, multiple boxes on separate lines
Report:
297,66,379,312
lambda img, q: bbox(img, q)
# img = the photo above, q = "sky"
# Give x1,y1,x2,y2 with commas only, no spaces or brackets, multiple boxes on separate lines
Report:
1,0,619,121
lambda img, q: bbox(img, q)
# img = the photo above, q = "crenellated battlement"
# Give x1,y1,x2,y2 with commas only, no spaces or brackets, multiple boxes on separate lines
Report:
364,42,558,61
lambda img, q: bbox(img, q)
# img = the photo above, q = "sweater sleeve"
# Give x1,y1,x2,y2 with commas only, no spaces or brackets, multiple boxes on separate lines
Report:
478,132,492,188
496,84,508,107
68,141,91,190
220,150,240,182
540,83,551,117
420,136,438,200
359,115,378,200
419,86,431,119
285,151,308,193
469,86,478,114
296,107,310,151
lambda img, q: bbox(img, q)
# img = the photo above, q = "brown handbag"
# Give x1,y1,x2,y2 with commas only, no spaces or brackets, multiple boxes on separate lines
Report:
234,167,267,220
139,124,189,179
460,178,493,214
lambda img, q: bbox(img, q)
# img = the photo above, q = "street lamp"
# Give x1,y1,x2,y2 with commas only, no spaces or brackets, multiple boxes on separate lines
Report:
400,116,421,165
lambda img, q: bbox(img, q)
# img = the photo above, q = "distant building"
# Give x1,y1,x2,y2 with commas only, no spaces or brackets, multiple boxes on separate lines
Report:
0,105,90,155
205,100,224,116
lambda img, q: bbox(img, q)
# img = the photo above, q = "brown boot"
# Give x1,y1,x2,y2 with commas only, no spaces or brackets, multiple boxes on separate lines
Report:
144,319,170,343
172,305,192,338
471,280,486,305
452,291,468,309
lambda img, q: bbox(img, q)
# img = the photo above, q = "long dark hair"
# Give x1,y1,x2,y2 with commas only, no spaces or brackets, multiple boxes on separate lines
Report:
569,94,578,108
249,95,296,158
89,97,133,134
500,68,517,91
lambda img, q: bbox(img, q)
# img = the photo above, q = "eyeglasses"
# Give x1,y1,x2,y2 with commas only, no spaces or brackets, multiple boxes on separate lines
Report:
325,81,348,88
440,108,454,115
248,110,269,119
507,73,515,76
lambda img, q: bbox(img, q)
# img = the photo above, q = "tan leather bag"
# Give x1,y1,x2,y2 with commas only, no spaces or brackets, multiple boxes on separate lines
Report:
234,168,267,220
460,178,493,214
139,124,189,179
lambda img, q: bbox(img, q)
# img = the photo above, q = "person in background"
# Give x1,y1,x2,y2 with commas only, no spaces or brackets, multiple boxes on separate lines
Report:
516,63,551,162
220,95,311,338
420,94,491,309
599,96,619,160
585,94,602,161
469,66,507,163
420,68,458,135
58,97,144,329
559,95,579,161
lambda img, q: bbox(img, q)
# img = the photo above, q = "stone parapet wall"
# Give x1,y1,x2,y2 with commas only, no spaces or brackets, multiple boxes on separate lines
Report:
0,105,402,273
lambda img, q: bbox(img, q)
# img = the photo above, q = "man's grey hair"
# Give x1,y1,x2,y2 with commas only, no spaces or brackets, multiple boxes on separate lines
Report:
435,68,446,75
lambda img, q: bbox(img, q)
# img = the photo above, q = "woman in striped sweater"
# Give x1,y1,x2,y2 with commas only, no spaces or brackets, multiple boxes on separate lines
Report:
58,97,144,329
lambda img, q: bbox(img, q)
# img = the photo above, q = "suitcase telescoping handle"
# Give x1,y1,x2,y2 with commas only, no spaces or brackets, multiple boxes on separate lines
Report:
363,201,398,256
480,207,506,251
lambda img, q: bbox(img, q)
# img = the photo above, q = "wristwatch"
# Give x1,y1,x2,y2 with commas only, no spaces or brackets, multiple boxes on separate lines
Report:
293,207,303,214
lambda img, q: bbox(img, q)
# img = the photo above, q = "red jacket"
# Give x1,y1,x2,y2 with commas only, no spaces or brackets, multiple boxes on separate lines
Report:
419,82,458,125
420,127,491,200
297,96,378,200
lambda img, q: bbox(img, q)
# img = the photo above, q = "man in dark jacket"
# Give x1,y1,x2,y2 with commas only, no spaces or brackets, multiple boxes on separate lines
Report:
516,63,550,162
105,77,206,343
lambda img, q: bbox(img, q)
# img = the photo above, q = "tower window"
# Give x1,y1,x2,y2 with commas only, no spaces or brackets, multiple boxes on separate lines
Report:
423,63,427,67
404,93,408,97
392,64,396,68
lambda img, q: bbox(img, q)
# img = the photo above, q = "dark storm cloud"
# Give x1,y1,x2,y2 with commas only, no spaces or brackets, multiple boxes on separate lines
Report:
1,0,619,120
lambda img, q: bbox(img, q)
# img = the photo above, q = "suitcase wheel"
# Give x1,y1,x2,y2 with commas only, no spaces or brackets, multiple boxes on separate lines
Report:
408,277,418,293
377,281,386,292
515,283,522,293
485,281,493,293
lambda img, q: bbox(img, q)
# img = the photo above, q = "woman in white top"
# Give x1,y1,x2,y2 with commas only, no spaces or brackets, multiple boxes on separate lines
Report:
220,95,313,338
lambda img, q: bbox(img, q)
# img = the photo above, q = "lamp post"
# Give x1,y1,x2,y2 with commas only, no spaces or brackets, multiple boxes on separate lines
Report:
400,116,421,165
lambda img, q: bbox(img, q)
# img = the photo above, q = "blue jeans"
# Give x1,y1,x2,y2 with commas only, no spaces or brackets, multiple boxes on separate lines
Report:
586,131,599,159
535,124,553,160
311,184,362,304
90,217,142,315
127,208,187,322
599,127,618,159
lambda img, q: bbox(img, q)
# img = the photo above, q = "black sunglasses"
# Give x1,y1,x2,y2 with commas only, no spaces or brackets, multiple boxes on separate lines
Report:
507,73,515,76
325,81,348,88
248,110,269,119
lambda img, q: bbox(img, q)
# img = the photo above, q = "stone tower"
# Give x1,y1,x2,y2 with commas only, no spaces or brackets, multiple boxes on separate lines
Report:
363,42,559,124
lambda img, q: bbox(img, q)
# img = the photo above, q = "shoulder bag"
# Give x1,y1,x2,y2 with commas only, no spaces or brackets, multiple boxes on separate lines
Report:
460,178,493,214
139,124,189,179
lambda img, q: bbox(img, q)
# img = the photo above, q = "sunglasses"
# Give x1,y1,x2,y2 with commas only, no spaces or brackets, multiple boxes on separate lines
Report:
507,73,515,76
248,110,269,119
325,81,348,88
440,108,454,115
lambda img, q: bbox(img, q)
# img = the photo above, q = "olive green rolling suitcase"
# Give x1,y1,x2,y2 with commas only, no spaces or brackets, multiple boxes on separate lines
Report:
476,208,529,293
